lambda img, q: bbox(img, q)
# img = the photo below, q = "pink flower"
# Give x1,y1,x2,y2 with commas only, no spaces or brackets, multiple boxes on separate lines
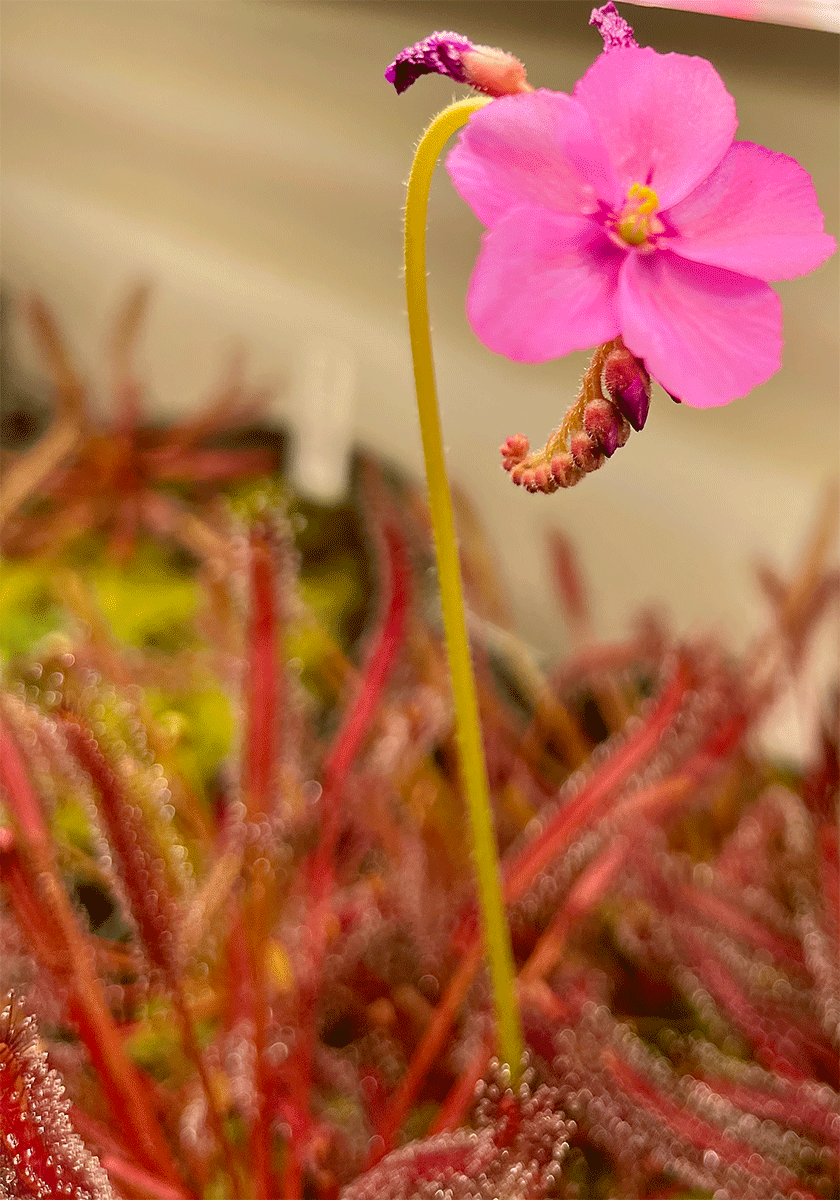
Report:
446,38,835,408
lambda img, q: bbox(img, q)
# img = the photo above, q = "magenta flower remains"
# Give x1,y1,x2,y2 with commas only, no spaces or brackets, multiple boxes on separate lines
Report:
446,12,835,408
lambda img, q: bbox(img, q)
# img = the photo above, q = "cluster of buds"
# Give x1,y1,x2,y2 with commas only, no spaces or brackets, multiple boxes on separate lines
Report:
500,339,651,494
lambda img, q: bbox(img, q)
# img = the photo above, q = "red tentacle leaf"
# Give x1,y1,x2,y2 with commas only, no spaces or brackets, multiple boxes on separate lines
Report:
243,523,284,821
310,517,411,912
602,1048,825,1200
0,998,116,1200
0,723,183,1186
504,652,693,905
59,713,180,979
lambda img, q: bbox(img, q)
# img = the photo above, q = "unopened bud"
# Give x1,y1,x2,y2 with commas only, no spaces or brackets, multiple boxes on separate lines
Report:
500,339,644,500
500,433,530,469
510,462,563,495
569,430,604,473
550,453,584,490
583,397,630,458
531,464,550,492
522,470,540,493
601,344,651,431
514,466,541,493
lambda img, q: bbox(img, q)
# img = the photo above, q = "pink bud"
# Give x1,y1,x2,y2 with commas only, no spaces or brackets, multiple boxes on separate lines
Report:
569,431,604,473
550,453,584,489
601,345,651,431
583,397,630,457
531,464,551,492
500,433,530,468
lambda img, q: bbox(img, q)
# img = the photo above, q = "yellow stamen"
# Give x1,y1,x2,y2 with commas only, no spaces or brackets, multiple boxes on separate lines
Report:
617,183,661,247
627,182,658,214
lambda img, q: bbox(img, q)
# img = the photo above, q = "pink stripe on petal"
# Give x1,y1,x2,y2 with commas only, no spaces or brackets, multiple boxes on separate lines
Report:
573,48,737,209
466,207,622,362
618,251,782,408
666,141,837,282
446,89,622,229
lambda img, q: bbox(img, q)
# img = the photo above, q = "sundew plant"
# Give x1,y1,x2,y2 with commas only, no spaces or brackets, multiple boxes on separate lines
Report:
1,6,838,1199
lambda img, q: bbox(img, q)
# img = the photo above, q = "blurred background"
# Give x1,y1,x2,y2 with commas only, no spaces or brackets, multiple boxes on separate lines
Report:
2,0,838,742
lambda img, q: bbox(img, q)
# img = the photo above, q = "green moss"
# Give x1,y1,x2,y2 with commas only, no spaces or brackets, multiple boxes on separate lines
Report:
0,559,66,660
1,537,200,661
399,1100,439,1144
86,542,199,653
53,796,95,855
1,504,368,820
144,684,235,798
125,1000,183,1080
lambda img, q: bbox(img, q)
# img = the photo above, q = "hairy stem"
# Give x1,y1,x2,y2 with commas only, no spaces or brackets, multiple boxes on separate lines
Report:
404,97,523,1081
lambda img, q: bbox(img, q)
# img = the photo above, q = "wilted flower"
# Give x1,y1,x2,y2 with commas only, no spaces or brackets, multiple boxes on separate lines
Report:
385,31,531,99
446,5,836,407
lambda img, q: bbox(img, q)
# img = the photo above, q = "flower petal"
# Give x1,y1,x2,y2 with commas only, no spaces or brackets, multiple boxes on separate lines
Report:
446,89,622,229
618,251,782,408
573,48,737,208
385,32,472,95
466,206,622,362
665,141,837,281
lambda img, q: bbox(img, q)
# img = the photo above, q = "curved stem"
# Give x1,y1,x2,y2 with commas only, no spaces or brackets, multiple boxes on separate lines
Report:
404,97,523,1079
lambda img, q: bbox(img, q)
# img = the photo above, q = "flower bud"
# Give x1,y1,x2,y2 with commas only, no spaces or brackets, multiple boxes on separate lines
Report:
601,344,651,431
500,433,530,469
515,466,540,493
569,430,604,473
500,340,642,498
583,397,630,458
549,453,584,489
530,464,551,492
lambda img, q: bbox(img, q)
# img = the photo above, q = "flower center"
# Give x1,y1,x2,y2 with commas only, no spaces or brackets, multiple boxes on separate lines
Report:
614,183,663,249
